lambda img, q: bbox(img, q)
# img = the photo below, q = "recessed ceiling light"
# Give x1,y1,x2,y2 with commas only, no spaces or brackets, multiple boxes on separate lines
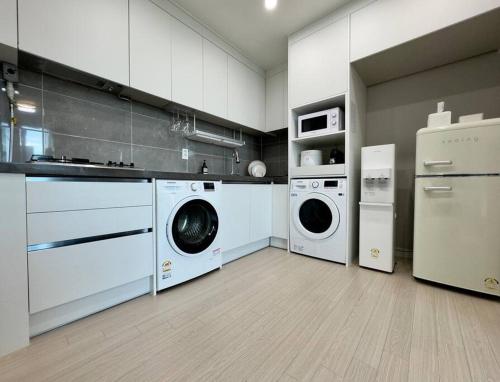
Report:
265,0,277,11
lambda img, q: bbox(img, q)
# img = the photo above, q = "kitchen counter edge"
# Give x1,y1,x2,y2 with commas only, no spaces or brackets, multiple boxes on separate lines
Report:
0,163,288,184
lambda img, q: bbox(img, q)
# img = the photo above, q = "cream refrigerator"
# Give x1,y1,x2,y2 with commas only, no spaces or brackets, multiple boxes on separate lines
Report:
413,118,500,296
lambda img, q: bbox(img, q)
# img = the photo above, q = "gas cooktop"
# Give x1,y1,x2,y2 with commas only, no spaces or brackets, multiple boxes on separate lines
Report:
27,155,142,170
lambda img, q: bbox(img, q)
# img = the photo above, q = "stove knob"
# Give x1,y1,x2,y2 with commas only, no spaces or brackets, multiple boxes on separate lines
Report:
191,183,199,192
130,162,134,168
312,181,319,188
119,161,124,167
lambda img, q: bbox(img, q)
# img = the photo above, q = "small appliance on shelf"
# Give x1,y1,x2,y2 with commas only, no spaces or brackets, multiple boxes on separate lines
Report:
298,107,344,138
300,150,322,167
359,144,396,273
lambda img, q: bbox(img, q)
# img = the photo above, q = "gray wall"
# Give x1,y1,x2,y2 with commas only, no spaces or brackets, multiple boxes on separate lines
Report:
366,52,500,252
262,128,288,177
0,69,262,175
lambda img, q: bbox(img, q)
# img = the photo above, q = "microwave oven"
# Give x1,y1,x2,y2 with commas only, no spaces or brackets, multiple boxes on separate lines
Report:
298,107,344,138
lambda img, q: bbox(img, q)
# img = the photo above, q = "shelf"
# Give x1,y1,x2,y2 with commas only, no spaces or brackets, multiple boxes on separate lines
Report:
185,129,245,148
291,130,345,146
290,164,345,177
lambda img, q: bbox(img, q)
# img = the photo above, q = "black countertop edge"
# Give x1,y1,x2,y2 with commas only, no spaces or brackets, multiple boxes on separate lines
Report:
0,162,288,184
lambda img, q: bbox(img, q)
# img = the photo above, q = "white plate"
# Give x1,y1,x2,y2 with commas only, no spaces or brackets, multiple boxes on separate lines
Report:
248,160,267,177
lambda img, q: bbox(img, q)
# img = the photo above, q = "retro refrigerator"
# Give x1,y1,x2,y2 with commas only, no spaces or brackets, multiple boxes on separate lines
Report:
413,118,500,296
359,144,396,272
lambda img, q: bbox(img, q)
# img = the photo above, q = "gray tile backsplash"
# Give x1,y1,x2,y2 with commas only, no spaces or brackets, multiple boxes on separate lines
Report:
262,128,288,177
0,68,280,175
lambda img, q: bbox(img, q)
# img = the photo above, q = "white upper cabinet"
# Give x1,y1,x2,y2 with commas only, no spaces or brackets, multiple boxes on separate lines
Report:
228,56,265,131
289,16,349,108
18,0,129,85
130,0,172,100
350,0,500,62
203,39,228,118
265,69,288,132
0,0,17,49
171,18,203,110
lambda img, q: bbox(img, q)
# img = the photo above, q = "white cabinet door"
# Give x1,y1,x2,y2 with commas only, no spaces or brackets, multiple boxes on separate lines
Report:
228,56,266,131
171,18,203,110
265,70,286,132
0,174,29,358
250,185,272,242
283,70,288,128
203,39,228,118
18,0,129,85
289,16,349,108
272,184,288,239
221,184,251,252
0,0,17,49
350,0,500,62
130,0,172,100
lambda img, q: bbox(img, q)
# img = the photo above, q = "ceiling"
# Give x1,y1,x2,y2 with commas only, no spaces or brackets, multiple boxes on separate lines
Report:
172,0,352,70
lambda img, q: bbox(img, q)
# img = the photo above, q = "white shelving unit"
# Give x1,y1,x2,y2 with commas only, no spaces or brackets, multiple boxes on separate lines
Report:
288,93,347,178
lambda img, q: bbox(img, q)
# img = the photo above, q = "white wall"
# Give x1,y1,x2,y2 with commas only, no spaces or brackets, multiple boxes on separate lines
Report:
366,52,500,252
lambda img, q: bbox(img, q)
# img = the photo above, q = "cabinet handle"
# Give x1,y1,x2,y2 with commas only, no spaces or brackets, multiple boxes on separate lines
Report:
424,186,452,192
423,160,453,166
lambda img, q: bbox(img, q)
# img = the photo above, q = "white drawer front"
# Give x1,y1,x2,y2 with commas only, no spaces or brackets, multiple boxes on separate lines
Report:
28,232,153,313
27,180,152,213
27,206,153,246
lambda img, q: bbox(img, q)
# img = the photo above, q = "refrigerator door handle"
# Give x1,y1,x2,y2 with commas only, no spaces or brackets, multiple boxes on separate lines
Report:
423,160,453,166
424,186,452,192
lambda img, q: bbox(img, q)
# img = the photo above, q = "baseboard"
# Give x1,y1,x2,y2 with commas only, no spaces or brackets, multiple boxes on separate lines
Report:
29,276,152,337
270,237,288,250
222,238,270,265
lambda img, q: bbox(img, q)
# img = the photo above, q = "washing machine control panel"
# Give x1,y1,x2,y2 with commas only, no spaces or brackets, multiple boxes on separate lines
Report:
291,179,345,191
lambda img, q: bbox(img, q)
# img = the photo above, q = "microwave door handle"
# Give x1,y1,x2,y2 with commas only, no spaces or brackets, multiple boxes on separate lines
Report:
423,160,453,166
424,186,452,192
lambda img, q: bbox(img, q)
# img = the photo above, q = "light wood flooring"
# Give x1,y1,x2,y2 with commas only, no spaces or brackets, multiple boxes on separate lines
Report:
1,248,499,381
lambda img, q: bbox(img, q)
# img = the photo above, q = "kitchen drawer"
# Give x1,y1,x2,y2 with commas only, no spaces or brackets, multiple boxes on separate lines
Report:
27,206,153,247
28,232,153,314
26,179,152,213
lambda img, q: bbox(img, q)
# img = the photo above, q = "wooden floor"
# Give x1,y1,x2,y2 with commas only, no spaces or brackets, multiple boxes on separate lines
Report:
1,248,499,382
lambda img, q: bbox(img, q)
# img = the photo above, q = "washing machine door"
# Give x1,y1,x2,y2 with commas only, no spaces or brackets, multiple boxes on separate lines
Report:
167,196,219,256
293,192,340,240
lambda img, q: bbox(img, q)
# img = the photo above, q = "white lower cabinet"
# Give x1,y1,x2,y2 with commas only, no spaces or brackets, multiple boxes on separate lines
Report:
272,184,288,240
25,179,154,331
221,184,272,252
0,174,29,358
250,185,272,242
28,233,153,314
221,184,251,252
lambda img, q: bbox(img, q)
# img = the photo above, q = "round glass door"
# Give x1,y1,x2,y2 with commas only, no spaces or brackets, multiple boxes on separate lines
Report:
169,198,219,255
293,193,340,240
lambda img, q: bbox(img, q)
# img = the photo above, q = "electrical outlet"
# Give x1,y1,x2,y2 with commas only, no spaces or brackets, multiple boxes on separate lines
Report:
182,148,189,160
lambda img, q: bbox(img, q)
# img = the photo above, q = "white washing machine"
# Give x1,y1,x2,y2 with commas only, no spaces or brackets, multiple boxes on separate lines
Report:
290,178,347,263
156,180,222,291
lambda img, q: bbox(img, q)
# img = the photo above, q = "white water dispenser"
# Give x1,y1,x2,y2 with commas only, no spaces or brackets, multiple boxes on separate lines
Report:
359,144,396,272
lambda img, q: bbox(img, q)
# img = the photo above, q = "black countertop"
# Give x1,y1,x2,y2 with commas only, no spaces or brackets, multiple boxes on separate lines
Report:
0,162,288,184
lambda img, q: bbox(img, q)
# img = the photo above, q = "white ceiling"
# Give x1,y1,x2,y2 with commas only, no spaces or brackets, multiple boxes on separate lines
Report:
172,0,352,70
